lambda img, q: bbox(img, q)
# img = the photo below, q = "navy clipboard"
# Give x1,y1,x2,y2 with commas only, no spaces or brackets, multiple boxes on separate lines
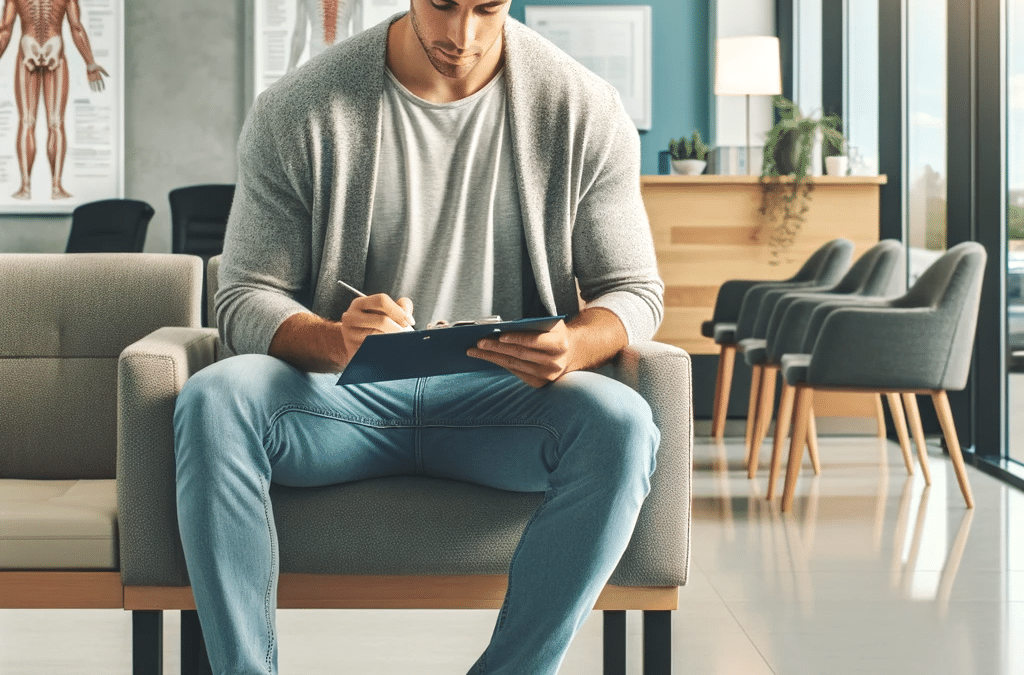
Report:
336,315,565,385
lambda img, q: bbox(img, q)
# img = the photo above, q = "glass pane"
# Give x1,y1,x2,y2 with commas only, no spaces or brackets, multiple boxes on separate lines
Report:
906,0,948,284
794,0,823,116
846,0,879,175
1008,0,1024,465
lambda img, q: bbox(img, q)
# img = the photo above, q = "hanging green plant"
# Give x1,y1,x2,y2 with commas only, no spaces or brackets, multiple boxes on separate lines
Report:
760,96,845,264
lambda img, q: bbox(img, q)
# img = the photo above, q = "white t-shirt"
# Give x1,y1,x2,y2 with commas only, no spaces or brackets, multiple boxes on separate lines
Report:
364,68,525,327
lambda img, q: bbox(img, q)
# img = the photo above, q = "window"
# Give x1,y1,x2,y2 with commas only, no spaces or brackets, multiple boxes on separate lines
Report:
906,0,948,283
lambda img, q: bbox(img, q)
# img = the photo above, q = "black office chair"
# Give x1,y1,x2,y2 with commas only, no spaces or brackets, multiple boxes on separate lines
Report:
168,184,235,326
65,199,155,253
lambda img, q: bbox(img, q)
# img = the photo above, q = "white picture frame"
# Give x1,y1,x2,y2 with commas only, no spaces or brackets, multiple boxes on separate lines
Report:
525,5,652,130
0,0,124,214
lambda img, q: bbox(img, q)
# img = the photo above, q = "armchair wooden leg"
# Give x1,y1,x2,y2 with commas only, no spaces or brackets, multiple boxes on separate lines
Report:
806,406,821,475
744,365,764,471
901,392,932,485
132,610,163,675
603,610,627,675
643,610,672,675
884,393,915,475
932,390,975,508
749,366,777,478
767,381,796,499
782,386,813,512
181,610,213,675
874,394,887,438
712,344,736,439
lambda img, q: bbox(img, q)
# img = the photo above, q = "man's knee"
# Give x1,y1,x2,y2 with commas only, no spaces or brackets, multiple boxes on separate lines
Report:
174,354,288,428
556,373,660,478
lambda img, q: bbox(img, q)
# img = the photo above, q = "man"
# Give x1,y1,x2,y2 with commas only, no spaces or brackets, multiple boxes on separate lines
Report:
0,0,108,200
174,1,664,673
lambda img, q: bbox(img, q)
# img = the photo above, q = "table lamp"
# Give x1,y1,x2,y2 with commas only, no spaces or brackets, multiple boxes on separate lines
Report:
715,36,783,174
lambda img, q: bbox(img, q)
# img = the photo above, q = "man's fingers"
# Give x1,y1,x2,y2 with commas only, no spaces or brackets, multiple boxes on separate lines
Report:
396,297,416,327
466,348,561,387
348,293,414,329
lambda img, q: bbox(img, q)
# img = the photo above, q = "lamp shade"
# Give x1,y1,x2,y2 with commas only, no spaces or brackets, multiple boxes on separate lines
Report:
714,36,782,96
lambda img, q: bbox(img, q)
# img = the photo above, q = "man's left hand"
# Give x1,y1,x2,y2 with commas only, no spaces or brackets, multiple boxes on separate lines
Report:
468,320,571,388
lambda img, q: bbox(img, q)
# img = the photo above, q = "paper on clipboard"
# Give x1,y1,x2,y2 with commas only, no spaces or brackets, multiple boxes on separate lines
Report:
336,315,566,385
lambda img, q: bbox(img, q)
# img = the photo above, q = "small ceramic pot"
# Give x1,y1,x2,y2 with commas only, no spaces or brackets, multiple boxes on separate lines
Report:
671,159,707,175
825,156,849,176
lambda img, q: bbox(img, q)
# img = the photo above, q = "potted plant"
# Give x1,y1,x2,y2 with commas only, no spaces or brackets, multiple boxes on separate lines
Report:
760,96,844,262
668,130,709,175
824,134,850,176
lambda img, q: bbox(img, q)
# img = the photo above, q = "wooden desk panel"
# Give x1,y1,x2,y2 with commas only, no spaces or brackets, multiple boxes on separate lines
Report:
643,175,885,355
643,175,887,419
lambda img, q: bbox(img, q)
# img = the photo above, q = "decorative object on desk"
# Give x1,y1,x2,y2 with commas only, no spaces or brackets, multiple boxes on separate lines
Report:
760,96,845,263
825,155,849,176
668,130,709,175
715,36,782,175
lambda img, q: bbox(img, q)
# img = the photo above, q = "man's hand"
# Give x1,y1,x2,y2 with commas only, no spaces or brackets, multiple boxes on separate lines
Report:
468,307,629,388
468,320,572,388
268,294,413,373
339,293,415,364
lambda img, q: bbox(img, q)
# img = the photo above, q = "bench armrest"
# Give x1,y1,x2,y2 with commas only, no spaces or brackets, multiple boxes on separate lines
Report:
118,327,218,586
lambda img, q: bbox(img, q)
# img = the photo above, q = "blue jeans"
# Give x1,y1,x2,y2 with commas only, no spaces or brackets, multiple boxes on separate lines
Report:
174,354,659,675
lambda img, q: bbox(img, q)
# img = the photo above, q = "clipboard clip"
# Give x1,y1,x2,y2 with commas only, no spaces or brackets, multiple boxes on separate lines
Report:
426,315,502,330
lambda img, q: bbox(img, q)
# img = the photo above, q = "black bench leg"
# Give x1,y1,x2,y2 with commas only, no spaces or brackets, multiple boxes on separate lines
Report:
643,610,672,675
132,610,163,675
181,610,213,675
603,610,627,675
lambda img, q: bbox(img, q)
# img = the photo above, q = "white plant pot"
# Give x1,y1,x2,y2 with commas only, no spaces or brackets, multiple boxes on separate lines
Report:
825,156,849,176
671,159,707,175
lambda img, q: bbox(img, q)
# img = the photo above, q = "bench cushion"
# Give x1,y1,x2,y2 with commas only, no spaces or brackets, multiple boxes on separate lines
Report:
0,479,117,569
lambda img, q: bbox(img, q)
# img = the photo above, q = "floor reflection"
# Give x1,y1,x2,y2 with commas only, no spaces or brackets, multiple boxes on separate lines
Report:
693,435,976,614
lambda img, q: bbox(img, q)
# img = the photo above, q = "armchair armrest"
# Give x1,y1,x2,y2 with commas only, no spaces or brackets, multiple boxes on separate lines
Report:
801,297,890,353
808,306,949,389
709,279,766,326
735,280,820,342
118,327,218,586
608,341,692,587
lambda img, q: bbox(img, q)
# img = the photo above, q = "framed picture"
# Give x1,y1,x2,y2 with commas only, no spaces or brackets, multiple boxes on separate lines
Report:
0,0,123,214
248,0,404,104
524,5,652,130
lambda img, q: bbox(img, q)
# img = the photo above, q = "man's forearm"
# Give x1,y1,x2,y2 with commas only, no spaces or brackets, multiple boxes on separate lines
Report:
564,306,630,373
268,312,348,373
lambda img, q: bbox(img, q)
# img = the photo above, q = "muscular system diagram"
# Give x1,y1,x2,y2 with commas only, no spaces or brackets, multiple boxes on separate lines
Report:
288,0,362,73
0,0,108,200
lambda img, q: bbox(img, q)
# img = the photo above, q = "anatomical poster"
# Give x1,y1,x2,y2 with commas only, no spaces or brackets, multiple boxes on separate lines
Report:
253,0,403,100
0,0,122,213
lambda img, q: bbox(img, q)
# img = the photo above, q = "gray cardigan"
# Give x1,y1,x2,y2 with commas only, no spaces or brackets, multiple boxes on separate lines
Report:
216,15,664,358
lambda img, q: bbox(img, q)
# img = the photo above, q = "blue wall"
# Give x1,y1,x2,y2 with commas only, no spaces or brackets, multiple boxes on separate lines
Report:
508,0,710,175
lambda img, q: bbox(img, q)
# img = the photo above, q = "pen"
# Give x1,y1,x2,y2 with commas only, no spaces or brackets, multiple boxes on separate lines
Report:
337,280,415,330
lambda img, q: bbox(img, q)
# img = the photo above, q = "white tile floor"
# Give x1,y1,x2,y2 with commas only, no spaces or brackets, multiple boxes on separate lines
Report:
4,434,1024,674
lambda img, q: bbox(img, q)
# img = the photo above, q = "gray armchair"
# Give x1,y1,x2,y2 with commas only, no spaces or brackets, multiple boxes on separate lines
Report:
739,239,905,480
118,256,693,675
704,238,854,439
0,254,201,615
775,241,986,511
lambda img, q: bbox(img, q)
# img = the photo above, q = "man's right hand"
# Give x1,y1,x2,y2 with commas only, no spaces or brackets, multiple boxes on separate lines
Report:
339,294,415,364
267,295,414,374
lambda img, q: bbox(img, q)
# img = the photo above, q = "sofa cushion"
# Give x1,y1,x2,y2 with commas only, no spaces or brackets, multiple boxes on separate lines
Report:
0,479,117,569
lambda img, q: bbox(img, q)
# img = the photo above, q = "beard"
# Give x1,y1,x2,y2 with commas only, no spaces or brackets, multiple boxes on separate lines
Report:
409,7,482,79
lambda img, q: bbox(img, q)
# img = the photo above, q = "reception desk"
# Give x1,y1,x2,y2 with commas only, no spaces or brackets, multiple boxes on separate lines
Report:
642,174,888,423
